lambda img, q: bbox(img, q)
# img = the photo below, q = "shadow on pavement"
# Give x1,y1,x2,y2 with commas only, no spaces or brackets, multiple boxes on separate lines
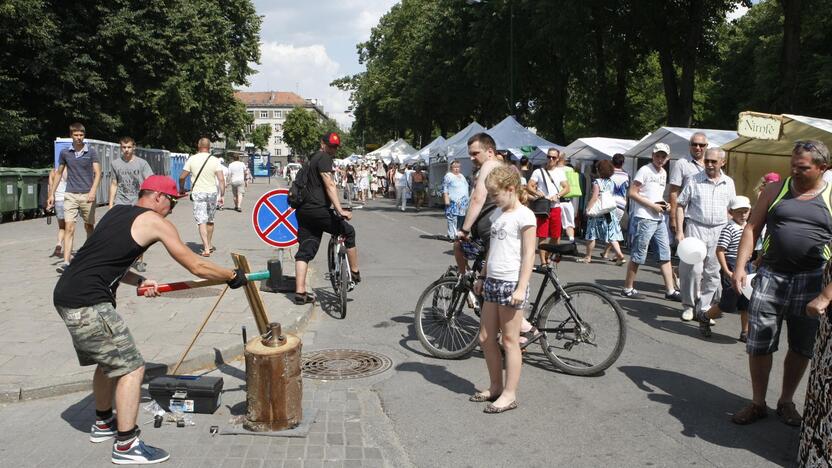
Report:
395,361,477,396
312,287,349,320
389,313,447,359
619,365,800,467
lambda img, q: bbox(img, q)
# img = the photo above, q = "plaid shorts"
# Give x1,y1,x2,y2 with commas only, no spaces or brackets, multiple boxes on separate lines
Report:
746,265,822,358
483,277,529,309
192,192,218,224
56,303,145,378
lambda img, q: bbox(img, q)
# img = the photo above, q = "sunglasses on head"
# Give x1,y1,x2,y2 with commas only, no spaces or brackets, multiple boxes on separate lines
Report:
690,142,707,148
794,141,818,152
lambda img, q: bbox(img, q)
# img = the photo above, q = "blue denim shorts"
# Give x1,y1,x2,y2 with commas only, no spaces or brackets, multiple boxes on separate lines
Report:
630,217,671,264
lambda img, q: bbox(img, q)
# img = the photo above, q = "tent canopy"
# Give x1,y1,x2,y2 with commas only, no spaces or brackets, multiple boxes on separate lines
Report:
365,140,395,159
410,136,446,164
378,138,417,164
487,116,564,157
624,127,738,160
565,137,638,162
435,121,487,161
723,113,832,197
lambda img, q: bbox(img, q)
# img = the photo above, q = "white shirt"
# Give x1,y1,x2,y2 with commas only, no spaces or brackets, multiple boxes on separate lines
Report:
486,205,536,281
669,155,704,189
394,171,407,189
529,167,566,208
228,161,246,185
632,163,667,221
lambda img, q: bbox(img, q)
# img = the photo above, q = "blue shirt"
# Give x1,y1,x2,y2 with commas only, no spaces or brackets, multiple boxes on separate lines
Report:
442,172,469,216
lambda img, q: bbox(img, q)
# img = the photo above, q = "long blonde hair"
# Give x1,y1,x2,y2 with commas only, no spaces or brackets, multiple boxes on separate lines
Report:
486,165,527,204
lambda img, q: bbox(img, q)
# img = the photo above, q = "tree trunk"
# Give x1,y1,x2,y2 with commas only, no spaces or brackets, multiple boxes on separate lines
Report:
777,0,801,112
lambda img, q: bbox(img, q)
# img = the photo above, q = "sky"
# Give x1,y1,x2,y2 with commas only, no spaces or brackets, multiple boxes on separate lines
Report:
242,1,398,129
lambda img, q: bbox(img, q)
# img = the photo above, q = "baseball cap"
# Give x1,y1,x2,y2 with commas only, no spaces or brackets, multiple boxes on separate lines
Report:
322,132,341,147
140,175,187,198
729,195,752,210
653,143,670,155
763,172,781,183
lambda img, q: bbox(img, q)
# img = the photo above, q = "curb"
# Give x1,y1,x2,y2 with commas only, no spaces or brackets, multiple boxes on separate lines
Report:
1,302,316,404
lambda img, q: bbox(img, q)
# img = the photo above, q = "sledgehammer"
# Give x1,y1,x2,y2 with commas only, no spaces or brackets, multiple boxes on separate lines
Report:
136,271,270,295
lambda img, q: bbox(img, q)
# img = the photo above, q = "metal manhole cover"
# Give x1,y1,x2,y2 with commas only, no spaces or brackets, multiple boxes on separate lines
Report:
301,349,392,380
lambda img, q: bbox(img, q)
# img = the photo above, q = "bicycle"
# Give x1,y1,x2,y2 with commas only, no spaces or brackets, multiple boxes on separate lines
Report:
325,209,353,319
414,242,627,376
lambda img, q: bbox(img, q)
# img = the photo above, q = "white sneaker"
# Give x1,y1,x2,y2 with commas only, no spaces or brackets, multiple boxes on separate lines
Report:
681,307,694,321
709,318,716,326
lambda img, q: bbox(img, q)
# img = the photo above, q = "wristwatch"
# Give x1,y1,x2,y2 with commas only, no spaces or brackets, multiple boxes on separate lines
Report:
460,228,470,235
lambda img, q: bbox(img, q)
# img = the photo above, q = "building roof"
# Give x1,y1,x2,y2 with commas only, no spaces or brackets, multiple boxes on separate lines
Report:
234,91,309,107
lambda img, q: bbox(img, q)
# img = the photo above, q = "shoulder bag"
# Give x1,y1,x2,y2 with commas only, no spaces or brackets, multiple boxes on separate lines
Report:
530,168,555,216
586,179,617,217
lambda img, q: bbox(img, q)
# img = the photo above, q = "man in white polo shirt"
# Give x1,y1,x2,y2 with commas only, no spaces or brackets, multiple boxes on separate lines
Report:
621,143,681,301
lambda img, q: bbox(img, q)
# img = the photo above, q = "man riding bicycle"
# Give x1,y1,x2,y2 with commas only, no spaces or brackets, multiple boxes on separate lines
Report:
294,132,360,305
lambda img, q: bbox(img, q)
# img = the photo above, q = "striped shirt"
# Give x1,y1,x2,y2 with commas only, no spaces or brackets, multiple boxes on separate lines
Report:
717,221,744,261
677,171,736,226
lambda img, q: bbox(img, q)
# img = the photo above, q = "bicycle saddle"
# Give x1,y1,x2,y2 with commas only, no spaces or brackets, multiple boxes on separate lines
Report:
539,243,579,256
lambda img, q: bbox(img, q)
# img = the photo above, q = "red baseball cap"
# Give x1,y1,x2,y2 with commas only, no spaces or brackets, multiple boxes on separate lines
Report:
322,132,341,147
140,175,187,198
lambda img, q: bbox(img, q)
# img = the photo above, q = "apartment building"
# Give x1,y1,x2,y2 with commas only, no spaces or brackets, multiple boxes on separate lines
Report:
233,91,328,162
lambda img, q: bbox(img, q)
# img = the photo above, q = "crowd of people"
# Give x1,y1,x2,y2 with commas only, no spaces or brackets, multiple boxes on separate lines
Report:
42,122,832,465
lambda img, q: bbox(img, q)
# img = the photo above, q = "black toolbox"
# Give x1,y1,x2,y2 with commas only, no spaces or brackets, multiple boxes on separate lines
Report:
148,375,223,414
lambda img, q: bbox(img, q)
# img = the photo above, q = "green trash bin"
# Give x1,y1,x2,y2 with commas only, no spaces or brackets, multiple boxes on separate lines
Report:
17,168,40,216
0,168,20,220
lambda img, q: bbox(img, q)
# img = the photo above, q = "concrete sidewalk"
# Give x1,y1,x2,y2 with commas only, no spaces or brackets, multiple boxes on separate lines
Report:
0,178,315,402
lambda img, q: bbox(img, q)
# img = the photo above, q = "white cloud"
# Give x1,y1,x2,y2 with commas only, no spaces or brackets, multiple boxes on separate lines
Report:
243,1,399,130
242,42,353,128
727,4,749,21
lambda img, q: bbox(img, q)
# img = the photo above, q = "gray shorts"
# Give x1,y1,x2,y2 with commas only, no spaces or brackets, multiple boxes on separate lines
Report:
55,200,65,220
192,192,218,224
231,182,245,197
56,303,145,378
746,265,822,358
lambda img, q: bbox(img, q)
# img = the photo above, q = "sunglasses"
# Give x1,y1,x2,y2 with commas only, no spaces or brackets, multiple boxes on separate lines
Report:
690,142,707,148
794,141,818,152
547,156,559,160
164,194,177,208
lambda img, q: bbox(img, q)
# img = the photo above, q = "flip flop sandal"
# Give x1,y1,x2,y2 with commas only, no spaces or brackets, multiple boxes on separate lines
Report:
210,246,217,253
484,401,518,414
575,258,591,263
469,392,500,403
200,251,211,257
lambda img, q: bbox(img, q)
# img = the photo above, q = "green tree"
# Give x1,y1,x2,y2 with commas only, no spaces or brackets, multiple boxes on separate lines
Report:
0,0,261,166
283,108,321,161
249,124,271,153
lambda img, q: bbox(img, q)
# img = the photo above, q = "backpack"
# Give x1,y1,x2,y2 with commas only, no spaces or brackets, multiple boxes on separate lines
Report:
288,158,313,209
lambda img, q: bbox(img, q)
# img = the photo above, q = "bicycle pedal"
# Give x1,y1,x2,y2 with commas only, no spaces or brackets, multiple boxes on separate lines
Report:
348,281,356,292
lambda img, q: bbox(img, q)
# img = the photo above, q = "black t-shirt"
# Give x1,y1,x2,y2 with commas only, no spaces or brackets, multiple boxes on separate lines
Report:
303,150,334,210
54,205,152,308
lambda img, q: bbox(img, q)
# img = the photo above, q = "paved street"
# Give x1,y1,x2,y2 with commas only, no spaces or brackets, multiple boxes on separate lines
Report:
0,185,805,467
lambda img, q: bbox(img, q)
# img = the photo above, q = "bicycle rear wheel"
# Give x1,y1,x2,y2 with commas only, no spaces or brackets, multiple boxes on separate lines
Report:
537,283,626,376
414,277,480,359
337,252,349,319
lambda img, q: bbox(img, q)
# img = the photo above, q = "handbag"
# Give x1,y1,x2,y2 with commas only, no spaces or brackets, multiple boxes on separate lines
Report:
587,179,617,217
563,169,583,199
530,168,555,216
188,154,212,201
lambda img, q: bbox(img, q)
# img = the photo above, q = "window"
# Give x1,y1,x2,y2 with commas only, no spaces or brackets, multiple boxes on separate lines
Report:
273,123,280,132
246,111,254,117
259,111,268,118
275,110,283,118
276,149,282,156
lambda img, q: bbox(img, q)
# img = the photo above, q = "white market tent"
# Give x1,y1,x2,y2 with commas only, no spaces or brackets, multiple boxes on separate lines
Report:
487,116,564,160
436,121,487,162
624,127,738,160
408,136,446,164
384,139,418,164
365,140,395,160
722,113,832,196
564,137,639,174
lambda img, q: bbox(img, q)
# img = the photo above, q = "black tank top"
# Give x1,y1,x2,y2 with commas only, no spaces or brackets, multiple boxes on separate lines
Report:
54,205,152,307
762,178,832,273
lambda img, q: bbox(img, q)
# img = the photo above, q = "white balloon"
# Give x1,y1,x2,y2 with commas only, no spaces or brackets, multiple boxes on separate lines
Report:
742,273,756,299
677,237,707,264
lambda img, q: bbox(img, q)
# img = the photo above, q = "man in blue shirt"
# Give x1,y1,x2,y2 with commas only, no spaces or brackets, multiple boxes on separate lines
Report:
47,122,102,273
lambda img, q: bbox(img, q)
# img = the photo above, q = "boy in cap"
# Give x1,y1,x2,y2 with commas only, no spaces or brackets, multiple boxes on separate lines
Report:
698,195,753,339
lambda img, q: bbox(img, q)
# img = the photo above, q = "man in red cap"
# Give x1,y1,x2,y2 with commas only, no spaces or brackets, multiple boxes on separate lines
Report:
293,132,359,304
53,175,248,465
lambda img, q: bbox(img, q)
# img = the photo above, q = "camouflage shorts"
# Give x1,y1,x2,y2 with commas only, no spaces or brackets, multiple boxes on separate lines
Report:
56,303,145,378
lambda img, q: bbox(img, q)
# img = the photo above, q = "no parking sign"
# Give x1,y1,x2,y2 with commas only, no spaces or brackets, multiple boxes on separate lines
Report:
252,189,298,248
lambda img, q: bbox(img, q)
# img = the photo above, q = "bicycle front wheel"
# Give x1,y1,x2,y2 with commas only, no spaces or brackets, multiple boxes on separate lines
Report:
537,283,626,376
327,238,338,291
337,252,349,319
414,277,480,359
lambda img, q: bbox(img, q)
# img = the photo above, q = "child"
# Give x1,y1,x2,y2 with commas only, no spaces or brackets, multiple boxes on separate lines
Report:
470,166,536,414
698,195,752,341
